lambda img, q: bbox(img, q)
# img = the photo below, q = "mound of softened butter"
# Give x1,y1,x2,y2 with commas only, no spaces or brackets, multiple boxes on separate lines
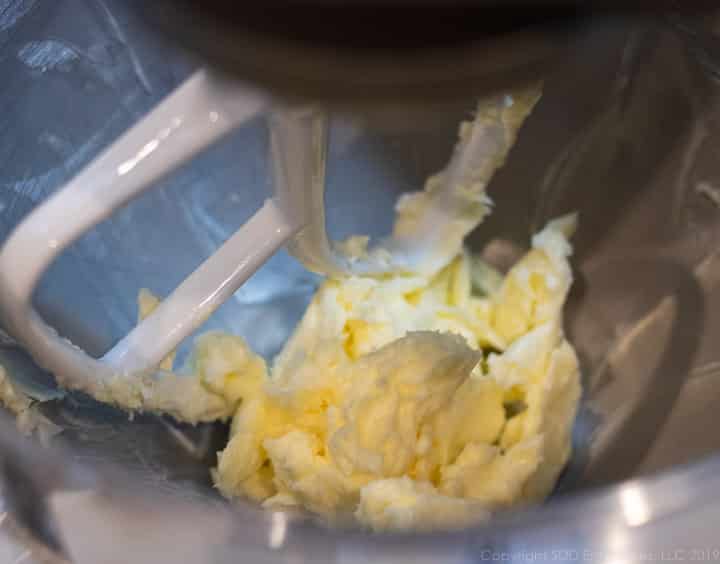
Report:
188,215,580,531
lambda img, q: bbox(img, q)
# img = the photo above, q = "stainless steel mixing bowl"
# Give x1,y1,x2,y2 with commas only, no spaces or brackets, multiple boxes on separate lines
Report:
2,1,720,562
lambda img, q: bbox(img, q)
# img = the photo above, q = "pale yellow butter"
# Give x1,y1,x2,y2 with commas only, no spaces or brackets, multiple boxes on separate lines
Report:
207,216,580,530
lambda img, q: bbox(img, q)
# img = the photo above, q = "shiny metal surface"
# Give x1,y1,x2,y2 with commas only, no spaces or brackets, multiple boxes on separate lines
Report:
1,1,720,562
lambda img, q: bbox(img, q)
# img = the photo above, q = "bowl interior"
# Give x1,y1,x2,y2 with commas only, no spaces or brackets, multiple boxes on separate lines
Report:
1,0,720,549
